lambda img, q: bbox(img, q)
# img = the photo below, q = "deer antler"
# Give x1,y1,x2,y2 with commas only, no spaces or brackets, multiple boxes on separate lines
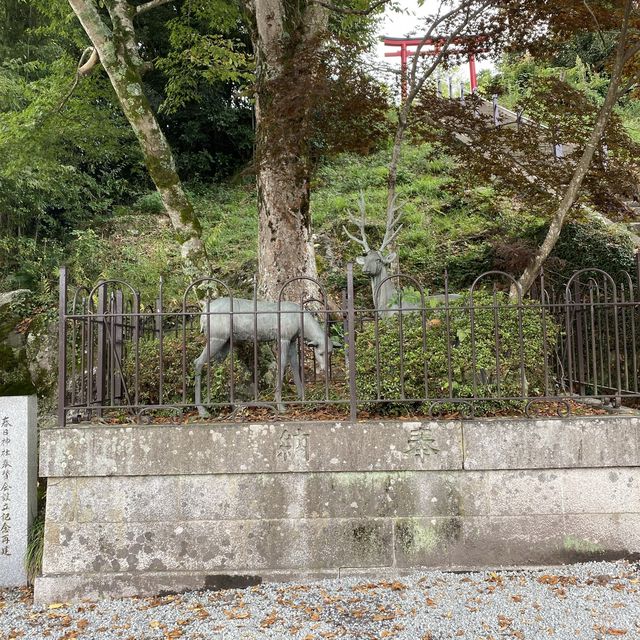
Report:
343,191,371,253
379,193,403,253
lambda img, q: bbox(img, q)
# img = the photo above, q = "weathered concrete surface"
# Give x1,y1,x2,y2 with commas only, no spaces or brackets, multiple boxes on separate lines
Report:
35,417,640,602
39,421,462,476
44,468,640,523
463,417,640,470
0,395,37,587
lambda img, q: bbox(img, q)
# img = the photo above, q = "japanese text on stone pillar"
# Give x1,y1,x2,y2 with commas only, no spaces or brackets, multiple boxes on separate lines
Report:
1,416,12,556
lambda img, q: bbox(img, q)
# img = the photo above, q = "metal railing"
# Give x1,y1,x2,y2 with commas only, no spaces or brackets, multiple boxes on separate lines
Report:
57,262,640,426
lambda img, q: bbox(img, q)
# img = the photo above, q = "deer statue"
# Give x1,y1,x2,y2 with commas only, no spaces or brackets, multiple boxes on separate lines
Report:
343,193,414,313
195,297,332,416
344,193,459,312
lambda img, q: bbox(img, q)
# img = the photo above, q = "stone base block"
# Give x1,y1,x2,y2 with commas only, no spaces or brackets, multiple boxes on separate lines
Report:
36,417,640,602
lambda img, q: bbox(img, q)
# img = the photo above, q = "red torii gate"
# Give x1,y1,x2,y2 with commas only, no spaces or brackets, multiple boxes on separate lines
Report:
383,36,480,100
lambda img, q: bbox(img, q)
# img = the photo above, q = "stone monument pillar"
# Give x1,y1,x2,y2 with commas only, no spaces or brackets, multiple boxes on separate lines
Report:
0,396,37,586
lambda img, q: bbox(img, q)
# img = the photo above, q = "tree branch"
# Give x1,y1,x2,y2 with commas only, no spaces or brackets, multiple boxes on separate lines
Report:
583,0,607,50
512,0,634,298
56,46,100,113
135,0,175,16
311,0,389,16
78,46,99,76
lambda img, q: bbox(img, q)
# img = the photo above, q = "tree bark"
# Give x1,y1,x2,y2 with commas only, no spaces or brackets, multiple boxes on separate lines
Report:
246,0,327,303
511,0,633,299
67,0,208,277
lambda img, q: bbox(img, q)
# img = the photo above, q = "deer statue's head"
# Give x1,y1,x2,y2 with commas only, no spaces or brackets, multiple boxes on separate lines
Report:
344,192,403,309
356,250,397,278
311,338,333,373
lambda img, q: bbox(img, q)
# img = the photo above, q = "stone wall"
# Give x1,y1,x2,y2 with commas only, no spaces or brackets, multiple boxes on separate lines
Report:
35,417,640,602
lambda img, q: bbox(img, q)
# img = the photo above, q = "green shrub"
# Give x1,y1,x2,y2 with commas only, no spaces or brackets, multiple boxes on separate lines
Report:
355,291,558,415
134,191,165,215
124,333,202,406
552,221,636,281
123,333,255,408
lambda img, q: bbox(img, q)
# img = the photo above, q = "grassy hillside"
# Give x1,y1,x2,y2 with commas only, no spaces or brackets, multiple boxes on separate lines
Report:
2,139,636,325
40,141,634,310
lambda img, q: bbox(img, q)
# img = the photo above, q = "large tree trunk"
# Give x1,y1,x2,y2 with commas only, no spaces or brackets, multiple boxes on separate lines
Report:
247,0,327,303
512,3,632,299
67,0,208,277
256,156,318,302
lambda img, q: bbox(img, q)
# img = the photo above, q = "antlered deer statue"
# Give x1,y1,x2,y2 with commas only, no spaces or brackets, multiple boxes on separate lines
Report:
344,193,459,311
343,193,407,313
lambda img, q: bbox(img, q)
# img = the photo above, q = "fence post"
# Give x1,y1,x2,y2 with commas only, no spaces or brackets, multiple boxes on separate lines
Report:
114,290,123,403
448,75,453,100
57,266,68,427
157,277,164,406
436,77,442,97
346,264,357,423
95,282,107,417
492,94,499,126
459,80,465,104
573,282,586,396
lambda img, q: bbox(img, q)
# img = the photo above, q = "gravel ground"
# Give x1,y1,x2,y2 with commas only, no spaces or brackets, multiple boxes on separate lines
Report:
1,561,639,639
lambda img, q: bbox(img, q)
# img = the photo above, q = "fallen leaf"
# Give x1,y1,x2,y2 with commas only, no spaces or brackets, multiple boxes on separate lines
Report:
498,614,512,629
373,613,396,621
195,607,209,620
538,574,576,586
223,607,250,620
353,582,379,592
48,603,66,610
260,611,278,628
487,573,504,586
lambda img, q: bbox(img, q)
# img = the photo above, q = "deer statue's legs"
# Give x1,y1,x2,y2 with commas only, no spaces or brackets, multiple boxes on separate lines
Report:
275,340,305,412
288,341,304,397
194,339,229,418
275,339,293,413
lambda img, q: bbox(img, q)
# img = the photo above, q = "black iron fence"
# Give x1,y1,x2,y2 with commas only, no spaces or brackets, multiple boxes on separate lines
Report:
57,262,640,426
